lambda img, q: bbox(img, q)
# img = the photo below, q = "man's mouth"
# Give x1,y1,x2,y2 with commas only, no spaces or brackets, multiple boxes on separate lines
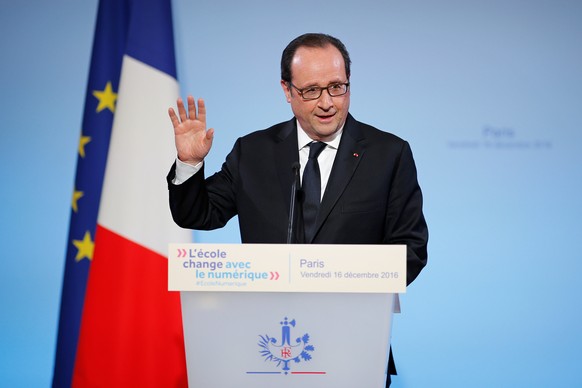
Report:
316,113,335,122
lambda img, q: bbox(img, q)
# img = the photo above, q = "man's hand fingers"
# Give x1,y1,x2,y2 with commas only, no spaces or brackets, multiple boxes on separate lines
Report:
176,97,188,122
197,98,206,123
168,107,180,129
187,95,197,120
206,127,215,141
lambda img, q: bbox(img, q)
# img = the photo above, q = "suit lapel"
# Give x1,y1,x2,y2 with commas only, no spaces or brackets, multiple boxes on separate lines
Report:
312,114,365,240
274,119,300,217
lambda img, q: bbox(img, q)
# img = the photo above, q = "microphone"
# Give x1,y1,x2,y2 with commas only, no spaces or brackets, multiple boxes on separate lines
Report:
286,162,301,244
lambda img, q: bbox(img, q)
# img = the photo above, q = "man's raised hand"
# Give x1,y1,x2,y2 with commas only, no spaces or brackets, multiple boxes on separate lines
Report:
168,95,214,165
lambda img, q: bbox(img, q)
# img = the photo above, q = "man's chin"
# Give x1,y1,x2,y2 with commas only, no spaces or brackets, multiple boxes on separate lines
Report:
312,125,341,141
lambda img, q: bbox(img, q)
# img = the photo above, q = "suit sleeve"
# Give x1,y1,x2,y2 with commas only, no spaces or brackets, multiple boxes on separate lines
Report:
385,141,428,285
166,139,241,230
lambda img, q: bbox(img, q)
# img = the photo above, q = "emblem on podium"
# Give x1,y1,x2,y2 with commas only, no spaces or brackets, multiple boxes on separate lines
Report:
258,317,316,375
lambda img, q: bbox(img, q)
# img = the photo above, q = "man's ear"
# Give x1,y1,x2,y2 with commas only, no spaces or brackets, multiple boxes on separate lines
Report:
281,80,292,103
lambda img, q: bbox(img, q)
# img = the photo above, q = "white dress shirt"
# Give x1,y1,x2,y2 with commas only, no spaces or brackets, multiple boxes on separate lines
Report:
296,121,342,200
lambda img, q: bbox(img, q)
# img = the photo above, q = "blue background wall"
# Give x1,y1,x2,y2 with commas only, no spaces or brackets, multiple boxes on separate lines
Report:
1,0,581,386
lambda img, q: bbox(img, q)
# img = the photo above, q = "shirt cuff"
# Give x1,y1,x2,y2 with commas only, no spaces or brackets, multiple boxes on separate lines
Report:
172,158,203,185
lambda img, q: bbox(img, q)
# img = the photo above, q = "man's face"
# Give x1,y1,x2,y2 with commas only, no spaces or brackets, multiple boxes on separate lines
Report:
281,45,350,142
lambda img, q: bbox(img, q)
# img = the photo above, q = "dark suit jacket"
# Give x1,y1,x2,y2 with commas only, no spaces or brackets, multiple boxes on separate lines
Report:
167,113,428,285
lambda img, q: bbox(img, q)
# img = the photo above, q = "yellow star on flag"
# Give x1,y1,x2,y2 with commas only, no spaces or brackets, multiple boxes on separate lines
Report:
72,189,84,213
92,81,117,113
72,231,94,262
78,133,91,158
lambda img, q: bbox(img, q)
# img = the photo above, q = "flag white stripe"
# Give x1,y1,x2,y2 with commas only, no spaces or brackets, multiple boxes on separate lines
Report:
98,55,190,256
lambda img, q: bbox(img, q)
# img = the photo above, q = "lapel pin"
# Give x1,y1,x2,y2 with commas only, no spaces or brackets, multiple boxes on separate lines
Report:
353,152,359,158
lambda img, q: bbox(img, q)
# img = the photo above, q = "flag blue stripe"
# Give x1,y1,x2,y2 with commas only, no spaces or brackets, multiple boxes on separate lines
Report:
126,0,177,78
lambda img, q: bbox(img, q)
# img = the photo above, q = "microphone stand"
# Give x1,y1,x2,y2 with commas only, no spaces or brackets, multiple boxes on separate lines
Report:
286,162,301,244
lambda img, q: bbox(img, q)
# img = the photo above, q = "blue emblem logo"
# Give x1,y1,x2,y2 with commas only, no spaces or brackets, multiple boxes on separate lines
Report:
258,317,315,375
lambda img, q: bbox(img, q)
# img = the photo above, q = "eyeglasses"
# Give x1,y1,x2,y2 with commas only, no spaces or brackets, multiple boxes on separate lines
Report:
289,82,350,100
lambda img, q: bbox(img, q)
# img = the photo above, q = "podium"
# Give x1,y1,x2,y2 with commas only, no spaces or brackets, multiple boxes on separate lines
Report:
169,244,406,388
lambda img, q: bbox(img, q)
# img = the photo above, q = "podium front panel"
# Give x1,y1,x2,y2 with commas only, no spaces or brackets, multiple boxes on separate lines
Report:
181,291,395,388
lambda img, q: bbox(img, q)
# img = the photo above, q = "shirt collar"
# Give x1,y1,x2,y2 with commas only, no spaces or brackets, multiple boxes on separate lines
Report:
296,119,344,150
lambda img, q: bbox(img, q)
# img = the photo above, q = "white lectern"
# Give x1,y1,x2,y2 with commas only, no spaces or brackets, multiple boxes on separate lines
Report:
169,243,405,388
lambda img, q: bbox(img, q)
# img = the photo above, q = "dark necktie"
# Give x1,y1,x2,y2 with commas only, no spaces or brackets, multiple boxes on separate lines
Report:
302,141,327,242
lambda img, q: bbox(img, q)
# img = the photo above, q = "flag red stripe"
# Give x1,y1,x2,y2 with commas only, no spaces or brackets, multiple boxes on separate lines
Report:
73,225,187,387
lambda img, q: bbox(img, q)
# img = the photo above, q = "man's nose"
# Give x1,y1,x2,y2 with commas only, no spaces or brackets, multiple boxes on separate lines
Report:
317,89,334,109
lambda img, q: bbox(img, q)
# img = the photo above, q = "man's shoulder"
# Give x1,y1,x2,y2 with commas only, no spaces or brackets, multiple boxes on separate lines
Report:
239,118,295,143
347,114,407,146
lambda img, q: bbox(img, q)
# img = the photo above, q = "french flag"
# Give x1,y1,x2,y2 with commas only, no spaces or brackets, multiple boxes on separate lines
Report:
53,1,191,386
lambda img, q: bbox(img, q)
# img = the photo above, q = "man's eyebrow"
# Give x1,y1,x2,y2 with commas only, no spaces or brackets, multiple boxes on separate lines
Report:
301,80,345,89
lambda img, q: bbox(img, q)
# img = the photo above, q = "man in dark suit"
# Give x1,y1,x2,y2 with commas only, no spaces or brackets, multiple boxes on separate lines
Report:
167,33,428,387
